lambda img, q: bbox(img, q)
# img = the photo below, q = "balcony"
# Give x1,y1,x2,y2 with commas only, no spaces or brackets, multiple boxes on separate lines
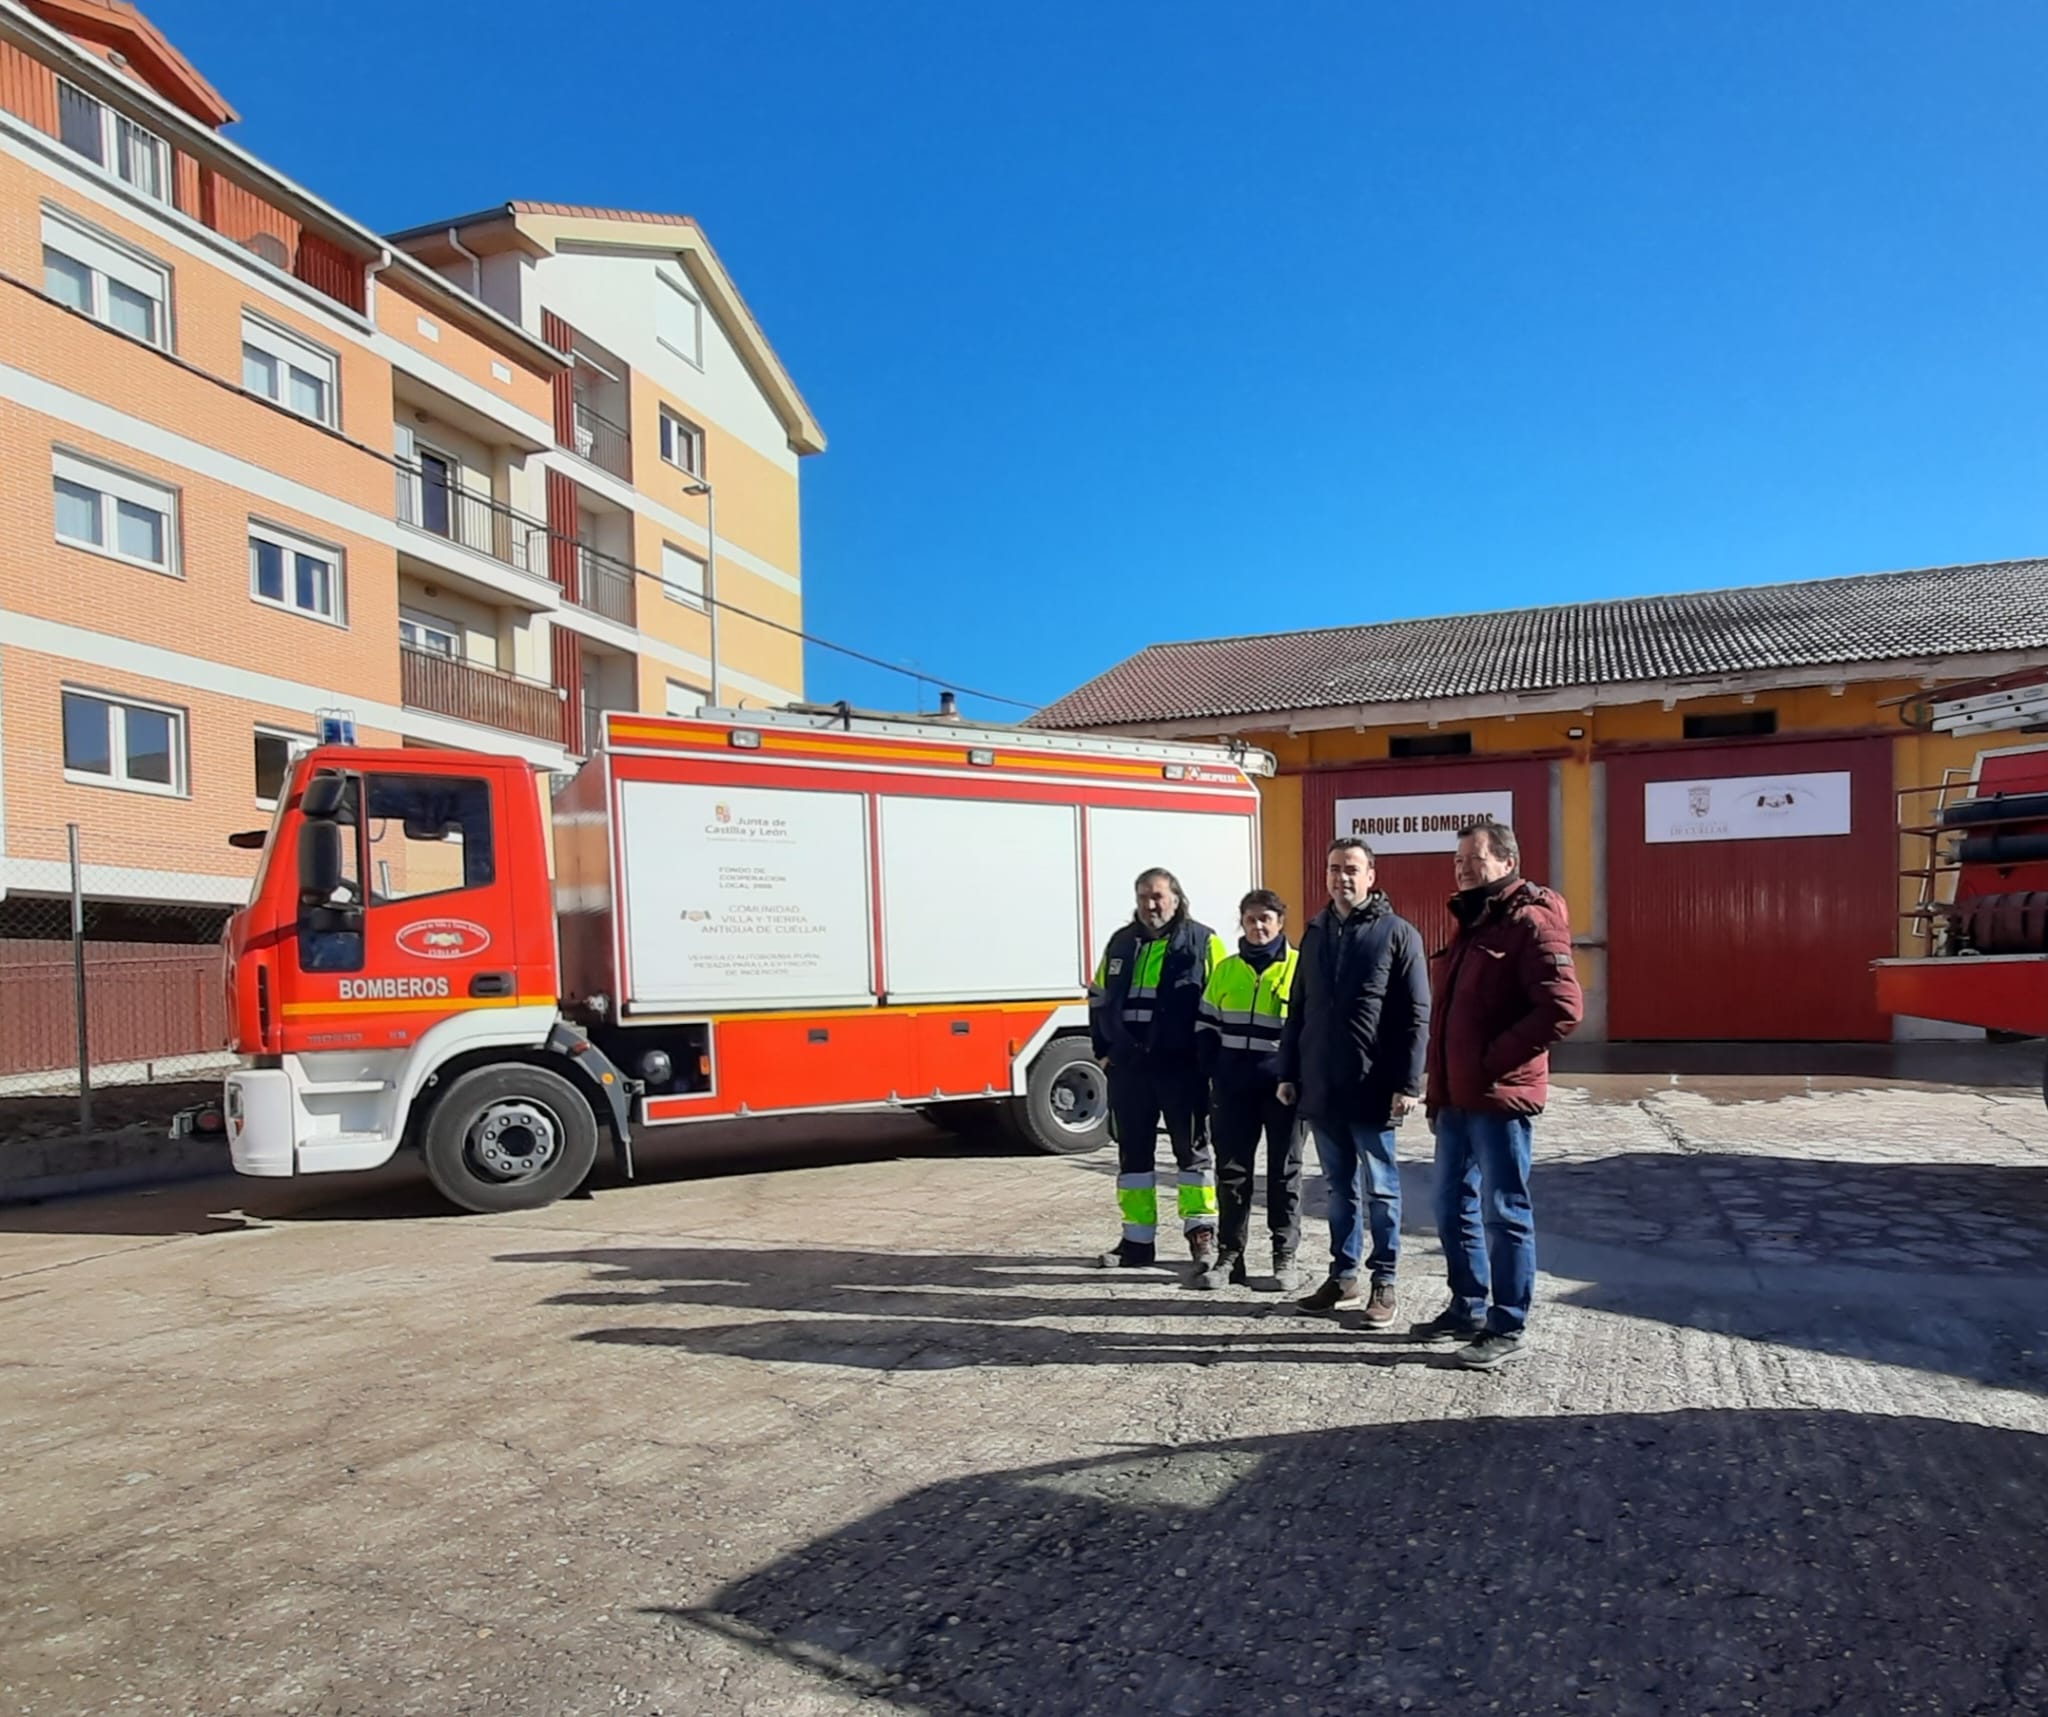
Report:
574,540,639,628
395,461,544,575
401,645,564,744
572,399,632,482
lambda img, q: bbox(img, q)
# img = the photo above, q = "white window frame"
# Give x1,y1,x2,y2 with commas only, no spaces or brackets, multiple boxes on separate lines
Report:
660,540,707,609
51,449,178,576
399,609,463,658
248,520,346,625
41,206,171,349
655,271,704,368
253,724,313,810
56,81,168,202
240,310,340,428
658,407,704,476
61,686,188,798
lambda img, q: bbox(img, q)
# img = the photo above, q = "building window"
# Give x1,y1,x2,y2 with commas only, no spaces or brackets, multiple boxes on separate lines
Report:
241,313,338,427
399,611,461,657
1683,709,1778,739
661,541,707,608
659,408,704,476
1389,732,1473,759
42,209,169,347
62,688,185,795
250,522,344,623
253,726,311,808
52,451,176,574
56,82,167,201
664,679,706,716
656,272,703,366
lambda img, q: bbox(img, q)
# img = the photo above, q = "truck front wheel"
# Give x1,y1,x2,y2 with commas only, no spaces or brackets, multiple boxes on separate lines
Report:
1006,1037,1111,1156
421,1064,599,1214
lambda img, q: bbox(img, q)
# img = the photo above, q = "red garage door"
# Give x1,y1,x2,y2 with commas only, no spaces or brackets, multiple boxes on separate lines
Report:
1302,757,1556,956
1605,737,1896,1041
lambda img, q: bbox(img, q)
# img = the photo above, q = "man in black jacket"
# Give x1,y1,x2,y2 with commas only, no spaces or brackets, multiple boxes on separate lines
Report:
1089,867,1228,1272
1277,837,1431,1327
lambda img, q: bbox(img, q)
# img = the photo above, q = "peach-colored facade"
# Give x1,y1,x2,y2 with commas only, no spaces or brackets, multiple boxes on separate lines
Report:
0,1,823,918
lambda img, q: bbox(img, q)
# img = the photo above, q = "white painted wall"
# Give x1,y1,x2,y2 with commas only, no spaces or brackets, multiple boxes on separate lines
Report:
535,244,798,473
480,252,537,334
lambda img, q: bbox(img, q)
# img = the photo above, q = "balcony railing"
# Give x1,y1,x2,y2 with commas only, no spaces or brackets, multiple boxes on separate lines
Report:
571,399,632,482
395,462,543,576
400,645,564,744
574,540,639,628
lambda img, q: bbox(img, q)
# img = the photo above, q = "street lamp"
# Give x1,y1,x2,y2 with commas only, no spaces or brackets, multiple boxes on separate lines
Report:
682,475,720,709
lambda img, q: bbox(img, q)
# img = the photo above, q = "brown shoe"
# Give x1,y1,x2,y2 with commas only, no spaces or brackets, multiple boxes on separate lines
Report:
1188,1227,1219,1272
1361,1281,1399,1328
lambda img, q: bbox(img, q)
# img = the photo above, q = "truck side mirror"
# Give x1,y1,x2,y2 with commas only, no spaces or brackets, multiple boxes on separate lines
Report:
298,820,344,903
302,772,349,821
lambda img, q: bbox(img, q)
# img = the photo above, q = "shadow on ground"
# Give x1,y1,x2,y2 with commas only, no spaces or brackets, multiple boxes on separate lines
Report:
661,1409,2048,1716
1555,1034,2043,1094
505,1149,2048,1389
0,1112,1014,1237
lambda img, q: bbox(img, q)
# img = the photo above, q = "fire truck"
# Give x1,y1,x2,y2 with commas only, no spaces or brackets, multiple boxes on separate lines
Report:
1875,669,2048,1102
181,706,1274,1212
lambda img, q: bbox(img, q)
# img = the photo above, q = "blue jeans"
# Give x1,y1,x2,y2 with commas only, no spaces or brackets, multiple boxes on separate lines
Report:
1432,1108,1536,1334
1308,1119,1400,1284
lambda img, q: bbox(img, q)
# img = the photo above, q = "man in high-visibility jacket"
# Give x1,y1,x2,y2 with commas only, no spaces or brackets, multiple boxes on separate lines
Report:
1193,888,1305,1292
1089,867,1228,1272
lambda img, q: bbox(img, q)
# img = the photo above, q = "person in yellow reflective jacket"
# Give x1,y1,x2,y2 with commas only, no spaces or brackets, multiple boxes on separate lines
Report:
1193,888,1305,1292
1088,867,1229,1273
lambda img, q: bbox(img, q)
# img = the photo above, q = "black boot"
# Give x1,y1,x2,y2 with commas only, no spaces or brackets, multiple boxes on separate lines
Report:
1094,1238,1157,1269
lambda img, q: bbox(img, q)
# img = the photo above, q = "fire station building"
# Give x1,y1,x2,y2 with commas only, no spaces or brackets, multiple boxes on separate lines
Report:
1036,558,2048,1043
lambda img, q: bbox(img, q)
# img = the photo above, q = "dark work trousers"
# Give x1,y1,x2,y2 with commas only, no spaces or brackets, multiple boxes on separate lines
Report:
1212,1083,1305,1258
1108,1054,1218,1244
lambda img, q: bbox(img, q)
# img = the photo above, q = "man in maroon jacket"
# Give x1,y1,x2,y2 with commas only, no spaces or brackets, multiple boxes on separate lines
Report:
1410,817,1583,1370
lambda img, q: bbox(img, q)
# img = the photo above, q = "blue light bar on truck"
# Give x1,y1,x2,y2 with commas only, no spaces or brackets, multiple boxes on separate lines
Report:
315,707,357,747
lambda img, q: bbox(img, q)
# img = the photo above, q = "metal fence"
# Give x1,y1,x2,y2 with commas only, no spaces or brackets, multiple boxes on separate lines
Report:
0,824,242,1128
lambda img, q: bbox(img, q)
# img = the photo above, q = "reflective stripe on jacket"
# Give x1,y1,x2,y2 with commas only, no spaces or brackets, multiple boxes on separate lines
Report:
1196,945,1297,1084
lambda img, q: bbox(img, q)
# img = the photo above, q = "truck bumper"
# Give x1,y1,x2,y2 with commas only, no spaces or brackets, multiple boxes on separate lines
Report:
225,1069,297,1177
1875,954,2048,1038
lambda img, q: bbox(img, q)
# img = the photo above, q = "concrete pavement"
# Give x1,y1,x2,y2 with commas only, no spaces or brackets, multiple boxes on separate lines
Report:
4,1080,2048,1715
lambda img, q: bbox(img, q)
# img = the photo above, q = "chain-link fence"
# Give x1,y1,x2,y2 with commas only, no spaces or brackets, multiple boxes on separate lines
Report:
1,824,245,1131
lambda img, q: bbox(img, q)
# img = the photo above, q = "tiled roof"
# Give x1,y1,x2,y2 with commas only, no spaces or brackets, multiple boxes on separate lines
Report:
1033,559,2048,728
506,202,698,229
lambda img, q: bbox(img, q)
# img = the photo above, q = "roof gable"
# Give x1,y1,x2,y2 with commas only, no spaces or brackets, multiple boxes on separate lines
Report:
25,0,235,126
390,202,825,456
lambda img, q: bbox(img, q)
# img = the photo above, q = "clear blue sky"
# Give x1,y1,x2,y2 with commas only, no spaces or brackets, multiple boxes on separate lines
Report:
162,0,2048,720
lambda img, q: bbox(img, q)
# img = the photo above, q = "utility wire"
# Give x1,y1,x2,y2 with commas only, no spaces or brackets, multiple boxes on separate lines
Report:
615,556,1042,714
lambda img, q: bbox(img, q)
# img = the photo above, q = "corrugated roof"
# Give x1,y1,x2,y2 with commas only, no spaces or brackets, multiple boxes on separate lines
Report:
1034,558,2048,728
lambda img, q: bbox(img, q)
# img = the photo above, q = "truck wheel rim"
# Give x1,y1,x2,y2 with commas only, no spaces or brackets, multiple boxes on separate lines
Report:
467,1099,562,1183
1048,1063,1107,1133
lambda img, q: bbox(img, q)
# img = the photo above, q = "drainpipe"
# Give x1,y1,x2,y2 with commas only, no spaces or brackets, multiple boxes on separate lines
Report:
366,247,392,321
685,478,721,708
446,227,483,298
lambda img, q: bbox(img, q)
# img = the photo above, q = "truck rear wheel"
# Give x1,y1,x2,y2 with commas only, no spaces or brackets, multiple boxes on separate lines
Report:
421,1064,599,1214
1005,1037,1110,1156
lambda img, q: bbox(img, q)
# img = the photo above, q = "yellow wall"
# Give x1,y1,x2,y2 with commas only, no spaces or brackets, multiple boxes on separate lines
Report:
1234,675,2035,1038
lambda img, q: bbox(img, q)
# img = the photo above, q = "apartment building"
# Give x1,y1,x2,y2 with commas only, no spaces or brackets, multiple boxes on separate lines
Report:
0,0,823,926
389,204,826,748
